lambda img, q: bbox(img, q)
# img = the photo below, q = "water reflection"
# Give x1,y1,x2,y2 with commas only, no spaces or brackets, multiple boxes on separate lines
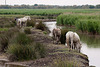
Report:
79,33,100,48
80,33,100,67
81,43,100,67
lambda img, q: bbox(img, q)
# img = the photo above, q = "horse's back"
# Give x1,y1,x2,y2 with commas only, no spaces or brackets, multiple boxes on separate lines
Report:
73,32,80,41
54,28,61,35
66,31,80,42
66,31,73,39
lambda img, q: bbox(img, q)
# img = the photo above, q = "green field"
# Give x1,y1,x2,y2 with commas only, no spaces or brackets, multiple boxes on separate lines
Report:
0,9,100,16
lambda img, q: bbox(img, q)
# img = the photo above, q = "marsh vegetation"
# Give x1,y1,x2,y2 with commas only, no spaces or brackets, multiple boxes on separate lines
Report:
57,12,100,35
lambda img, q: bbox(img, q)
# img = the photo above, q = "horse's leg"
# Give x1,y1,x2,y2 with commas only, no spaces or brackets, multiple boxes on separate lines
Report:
57,35,60,44
53,36,55,44
21,22,23,27
71,37,74,50
19,21,21,27
24,21,27,27
56,36,59,44
76,42,81,53
53,34,55,44
17,21,18,27
66,37,70,51
17,21,19,27
55,34,58,44
25,22,27,27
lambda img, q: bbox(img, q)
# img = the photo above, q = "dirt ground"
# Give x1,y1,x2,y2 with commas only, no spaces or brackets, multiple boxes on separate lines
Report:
0,29,89,67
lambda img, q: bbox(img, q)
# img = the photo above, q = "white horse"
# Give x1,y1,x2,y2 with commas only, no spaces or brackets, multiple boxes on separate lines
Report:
66,31,81,52
52,28,61,44
15,16,31,27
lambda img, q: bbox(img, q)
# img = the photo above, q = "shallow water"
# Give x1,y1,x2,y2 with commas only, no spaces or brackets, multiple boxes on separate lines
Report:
43,21,57,36
80,34,100,67
44,21,100,67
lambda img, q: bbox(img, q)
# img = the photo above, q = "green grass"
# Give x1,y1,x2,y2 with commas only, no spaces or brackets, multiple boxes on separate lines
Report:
35,21,48,31
6,31,47,61
24,28,31,34
0,9,100,16
76,19,100,34
7,43,47,61
52,57,80,67
11,33,32,45
0,28,9,31
0,27,19,52
57,14,78,26
57,12,100,34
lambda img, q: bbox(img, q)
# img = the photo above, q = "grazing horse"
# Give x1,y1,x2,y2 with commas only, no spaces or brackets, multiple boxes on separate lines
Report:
15,16,31,27
52,28,61,44
66,31,81,52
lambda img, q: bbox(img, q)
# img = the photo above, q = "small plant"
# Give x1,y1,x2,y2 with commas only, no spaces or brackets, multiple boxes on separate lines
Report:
34,43,47,58
24,28,31,34
35,21,46,31
27,19,35,27
43,31,47,34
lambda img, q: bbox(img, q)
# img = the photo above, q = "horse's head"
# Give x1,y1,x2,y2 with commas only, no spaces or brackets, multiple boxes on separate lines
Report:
24,16,31,20
28,16,31,20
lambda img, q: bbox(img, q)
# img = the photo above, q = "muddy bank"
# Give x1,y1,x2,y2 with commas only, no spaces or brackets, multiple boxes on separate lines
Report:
0,29,89,67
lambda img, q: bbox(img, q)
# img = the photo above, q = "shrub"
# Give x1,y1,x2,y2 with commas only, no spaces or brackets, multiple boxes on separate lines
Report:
57,15,78,26
35,21,47,31
24,28,31,34
0,27,19,52
75,20,87,32
0,34,9,52
27,19,35,27
7,43,47,61
87,20,99,34
60,29,68,44
57,15,64,25
63,15,78,26
7,44,35,61
13,33,32,45
75,19,100,34
0,18,16,28
5,27,19,38
34,43,47,58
